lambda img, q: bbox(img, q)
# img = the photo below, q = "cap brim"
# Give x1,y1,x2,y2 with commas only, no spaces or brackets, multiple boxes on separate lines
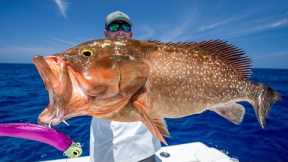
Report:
106,18,132,26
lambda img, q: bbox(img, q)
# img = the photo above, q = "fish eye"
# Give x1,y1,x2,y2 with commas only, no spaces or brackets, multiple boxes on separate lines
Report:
81,49,93,57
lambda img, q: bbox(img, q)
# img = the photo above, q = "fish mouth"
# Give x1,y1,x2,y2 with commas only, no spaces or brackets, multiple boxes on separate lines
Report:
33,56,59,91
33,55,72,127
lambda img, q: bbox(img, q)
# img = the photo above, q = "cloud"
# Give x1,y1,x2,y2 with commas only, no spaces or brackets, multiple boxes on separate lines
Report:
163,7,265,41
159,19,192,41
134,2,200,42
135,20,192,42
198,16,245,32
269,18,288,28
223,17,288,39
167,6,288,41
250,17,288,31
53,0,68,18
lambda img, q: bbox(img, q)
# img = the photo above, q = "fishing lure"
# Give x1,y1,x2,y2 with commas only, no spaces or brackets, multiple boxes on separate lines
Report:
0,123,82,158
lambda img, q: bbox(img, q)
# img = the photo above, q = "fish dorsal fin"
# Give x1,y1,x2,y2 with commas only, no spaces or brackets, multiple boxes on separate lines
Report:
197,40,252,79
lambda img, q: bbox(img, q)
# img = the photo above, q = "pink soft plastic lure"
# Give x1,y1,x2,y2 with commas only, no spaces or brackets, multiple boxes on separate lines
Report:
0,123,82,158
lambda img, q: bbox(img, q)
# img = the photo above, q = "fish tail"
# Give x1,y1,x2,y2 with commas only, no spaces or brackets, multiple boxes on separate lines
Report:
250,83,281,128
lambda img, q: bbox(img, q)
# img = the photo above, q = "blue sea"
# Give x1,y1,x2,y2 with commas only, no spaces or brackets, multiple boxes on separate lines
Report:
0,63,287,162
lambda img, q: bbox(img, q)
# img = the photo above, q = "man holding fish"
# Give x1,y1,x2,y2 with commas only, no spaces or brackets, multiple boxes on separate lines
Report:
32,9,281,162
89,11,161,162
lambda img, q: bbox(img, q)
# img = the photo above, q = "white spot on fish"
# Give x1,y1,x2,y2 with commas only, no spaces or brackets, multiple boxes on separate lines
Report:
91,41,99,46
114,41,126,46
101,42,111,48
128,55,135,60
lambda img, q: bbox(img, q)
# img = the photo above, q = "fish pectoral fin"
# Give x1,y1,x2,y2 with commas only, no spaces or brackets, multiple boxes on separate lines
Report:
133,100,169,145
151,118,170,137
208,103,245,125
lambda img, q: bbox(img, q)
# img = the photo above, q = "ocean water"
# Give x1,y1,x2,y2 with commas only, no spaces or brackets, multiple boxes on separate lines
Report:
0,63,287,162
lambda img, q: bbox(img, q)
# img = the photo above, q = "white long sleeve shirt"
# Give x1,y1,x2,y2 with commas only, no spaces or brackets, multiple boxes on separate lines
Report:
90,117,161,162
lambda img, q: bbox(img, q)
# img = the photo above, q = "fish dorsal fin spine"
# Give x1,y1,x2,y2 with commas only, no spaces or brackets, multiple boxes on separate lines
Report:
197,40,252,79
167,41,196,48
147,40,162,44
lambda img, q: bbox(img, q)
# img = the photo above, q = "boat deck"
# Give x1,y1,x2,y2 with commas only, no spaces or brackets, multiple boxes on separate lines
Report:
41,142,237,162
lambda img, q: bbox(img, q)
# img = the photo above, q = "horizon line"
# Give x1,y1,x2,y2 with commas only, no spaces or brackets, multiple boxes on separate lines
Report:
0,62,287,70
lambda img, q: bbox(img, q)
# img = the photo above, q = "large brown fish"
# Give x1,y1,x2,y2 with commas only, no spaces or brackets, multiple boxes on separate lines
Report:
33,39,281,144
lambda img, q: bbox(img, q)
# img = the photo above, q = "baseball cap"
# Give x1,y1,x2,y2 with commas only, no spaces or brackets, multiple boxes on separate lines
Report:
105,10,132,26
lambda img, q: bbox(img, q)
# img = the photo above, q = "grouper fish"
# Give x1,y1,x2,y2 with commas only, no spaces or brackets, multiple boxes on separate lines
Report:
32,39,281,144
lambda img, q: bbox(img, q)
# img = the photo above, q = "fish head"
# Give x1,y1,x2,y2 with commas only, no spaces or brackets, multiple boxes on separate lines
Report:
33,39,136,126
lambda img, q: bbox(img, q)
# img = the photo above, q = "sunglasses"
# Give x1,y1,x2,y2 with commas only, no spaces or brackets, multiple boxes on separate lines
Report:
106,22,131,32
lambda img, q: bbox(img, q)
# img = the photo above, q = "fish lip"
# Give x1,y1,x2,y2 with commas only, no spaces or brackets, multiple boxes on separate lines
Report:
33,56,55,89
38,107,65,127
33,55,64,91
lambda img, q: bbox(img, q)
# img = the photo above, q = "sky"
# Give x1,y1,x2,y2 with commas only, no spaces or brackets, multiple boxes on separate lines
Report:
0,0,287,69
